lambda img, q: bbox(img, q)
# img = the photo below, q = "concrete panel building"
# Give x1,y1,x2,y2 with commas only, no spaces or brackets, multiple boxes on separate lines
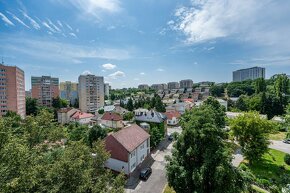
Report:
104,83,110,97
233,67,265,82
151,83,167,91
31,76,59,107
138,84,149,90
180,79,193,89
168,82,180,90
0,64,25,118
60,81,78,106
78,74,104,113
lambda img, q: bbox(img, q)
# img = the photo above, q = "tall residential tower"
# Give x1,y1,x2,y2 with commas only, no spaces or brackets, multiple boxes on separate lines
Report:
60,81,78,106
233,67,265,82
78,74,104,113
0,63,25,118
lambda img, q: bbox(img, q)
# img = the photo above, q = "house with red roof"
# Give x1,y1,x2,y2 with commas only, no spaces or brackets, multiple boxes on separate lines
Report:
71,111,94,125
57,108,80,124
100,112,124,129
164,111,181,126
104,124,150,175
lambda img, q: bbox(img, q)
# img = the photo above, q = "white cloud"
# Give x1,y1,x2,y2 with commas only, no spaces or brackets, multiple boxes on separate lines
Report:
42,21,56,33
102,63,116,70
57,20,63,28
66,23,73,31
63,0,121,20
207,46,215,51
134,78,140,81
20,10,40,30
82,70,92,75
6,11,30,28
157,68,164,72
108,71,125,79
171,0,290,47
0,12,15,26
140,72,145,75
69,32,77,38
47,19,61,32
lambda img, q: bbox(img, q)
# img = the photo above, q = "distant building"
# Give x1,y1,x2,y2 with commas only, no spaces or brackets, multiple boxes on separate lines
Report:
25,90,31,98
100,112,124,129
180,79,193,89
78,74,104,113
71,111,95,125
31,76,59,107
0,63,25,118
233,67,265,82
151,83,167,91
60,81,78,106
104,124,150,175
138,84,149,90
164,111,181,126
104,83,110,97
168,82,180,90
57,107,80,124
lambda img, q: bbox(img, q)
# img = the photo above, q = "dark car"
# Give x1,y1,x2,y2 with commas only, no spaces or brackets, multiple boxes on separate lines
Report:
139,167,152,180
168,135,174,141
283,139,290,144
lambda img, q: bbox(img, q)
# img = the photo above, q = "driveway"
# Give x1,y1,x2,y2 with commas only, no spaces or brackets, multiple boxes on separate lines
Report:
269,140,290,154
125,139,173,193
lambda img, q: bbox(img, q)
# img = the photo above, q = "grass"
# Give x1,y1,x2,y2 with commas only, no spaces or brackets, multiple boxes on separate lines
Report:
246,149,290,190
268,131,287,140
163,184,176,193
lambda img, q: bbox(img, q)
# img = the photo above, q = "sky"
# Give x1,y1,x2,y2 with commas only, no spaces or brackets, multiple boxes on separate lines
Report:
0,0,290,90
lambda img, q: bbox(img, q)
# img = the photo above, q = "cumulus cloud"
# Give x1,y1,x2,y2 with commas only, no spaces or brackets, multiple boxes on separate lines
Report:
171,0,290,47
0,12,14,26
108,71,125,79
102,63,116,70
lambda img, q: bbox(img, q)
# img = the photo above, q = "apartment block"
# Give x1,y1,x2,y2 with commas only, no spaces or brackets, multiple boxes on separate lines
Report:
60,81,78,106
151,83,167,91
0,63,25,118
168,82,180,90
78,74,104,113
31,76,59,107
180,79,193,89
233,67,265,82
104,83,110,97
138,84,149,90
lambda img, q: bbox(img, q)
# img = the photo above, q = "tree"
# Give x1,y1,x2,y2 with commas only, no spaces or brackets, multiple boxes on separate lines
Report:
236,95,248,111
255,78,266,94
210,84,225,97
230,112,274,164
149,126,163,148
203,97,226,128
98,109,105,114
52,96,68,109
126,98,134,111
166,106,247,193
87,125,107,147
155,96,166,112
123,112,134,121
26,97,38,115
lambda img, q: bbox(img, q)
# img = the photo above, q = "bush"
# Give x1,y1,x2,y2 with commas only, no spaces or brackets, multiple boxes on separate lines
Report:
284,154,290,165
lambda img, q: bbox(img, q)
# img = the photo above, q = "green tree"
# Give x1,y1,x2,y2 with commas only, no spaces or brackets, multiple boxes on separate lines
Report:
155,96,166,112
230,112,274,164
203,97,226,128
149,126,163,148
26,97,38,115
126,98,134,111
166,106,247,193
236,95,248,111
52,96,68,109
255,78,266,94
123,112,134,121
210,84,225,97
87,125,107,147
98,108,105,114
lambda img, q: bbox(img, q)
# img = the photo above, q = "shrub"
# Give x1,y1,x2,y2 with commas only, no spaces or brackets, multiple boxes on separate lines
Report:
284,154,290,165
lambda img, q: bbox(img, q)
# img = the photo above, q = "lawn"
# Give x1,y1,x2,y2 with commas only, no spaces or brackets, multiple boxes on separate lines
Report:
246,149,290,191
163,184,175,193
268,132,287,140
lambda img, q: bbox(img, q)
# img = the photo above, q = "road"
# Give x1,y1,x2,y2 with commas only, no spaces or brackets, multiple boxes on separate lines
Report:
125,127,181,193
270,140,290,154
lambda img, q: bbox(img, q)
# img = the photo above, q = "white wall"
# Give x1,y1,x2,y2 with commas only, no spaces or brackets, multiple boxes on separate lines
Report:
105,158,129,174
128,139,150,173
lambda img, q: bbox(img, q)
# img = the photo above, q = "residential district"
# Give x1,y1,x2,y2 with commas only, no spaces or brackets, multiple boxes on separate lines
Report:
1,63,290,193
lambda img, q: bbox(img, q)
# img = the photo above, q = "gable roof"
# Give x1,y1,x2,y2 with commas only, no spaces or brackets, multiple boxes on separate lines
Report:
58,107,74,113
101,112,122,121
71,111,94,119
134,109,167,123
108,124,150,152
164,111,181,120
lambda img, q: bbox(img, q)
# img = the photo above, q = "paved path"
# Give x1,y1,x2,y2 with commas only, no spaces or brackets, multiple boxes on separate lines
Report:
269,140,290,154
232,148,244,167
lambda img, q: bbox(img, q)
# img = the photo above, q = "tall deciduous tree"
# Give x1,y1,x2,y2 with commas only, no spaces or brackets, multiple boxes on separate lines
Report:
166,106,247,193
26,97,38,115
230,112,274,164
255,78,266,94
126,98,134,111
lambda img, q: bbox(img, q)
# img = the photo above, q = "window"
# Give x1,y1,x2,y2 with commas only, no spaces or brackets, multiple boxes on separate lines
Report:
131,163,136,170
130,150,136,158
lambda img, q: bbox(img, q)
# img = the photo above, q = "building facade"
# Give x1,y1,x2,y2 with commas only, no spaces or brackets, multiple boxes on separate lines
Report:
60,81,78,106
78,74,104,113
0,64,25,118
104,83,110,98
31,76,59,107
151,83,167,91
168,82,180,90
180,79,193,89
138,84,149,90
233,67,265,82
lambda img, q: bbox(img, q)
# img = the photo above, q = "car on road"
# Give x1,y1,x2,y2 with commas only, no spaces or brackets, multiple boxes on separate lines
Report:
168,134,174,141
283,139,290,144
139,167,152,181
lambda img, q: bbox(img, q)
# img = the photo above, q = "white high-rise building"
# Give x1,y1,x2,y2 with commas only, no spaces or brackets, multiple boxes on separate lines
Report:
104,83,110,97
78,74,104,113
180,79,193,89
233,67,265,82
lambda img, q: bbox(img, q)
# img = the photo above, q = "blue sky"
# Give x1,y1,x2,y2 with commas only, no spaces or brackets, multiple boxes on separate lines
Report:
0,0,290,89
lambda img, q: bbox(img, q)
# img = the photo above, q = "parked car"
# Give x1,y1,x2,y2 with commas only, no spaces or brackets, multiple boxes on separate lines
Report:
168,134,174,141
283,139,290,144
139,167,152,180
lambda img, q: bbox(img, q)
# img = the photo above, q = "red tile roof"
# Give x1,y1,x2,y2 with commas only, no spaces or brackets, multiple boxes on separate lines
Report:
58,107,74,113
71,111,94,119
101,112,123,121
164,111,181,120
183,98,194,103
108,124,150,152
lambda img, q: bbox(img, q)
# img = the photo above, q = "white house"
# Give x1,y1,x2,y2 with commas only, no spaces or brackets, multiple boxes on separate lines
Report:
164,111,181,126
104,124,150,175
100,112,124,129
57,108,80,124
71,111,94,125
